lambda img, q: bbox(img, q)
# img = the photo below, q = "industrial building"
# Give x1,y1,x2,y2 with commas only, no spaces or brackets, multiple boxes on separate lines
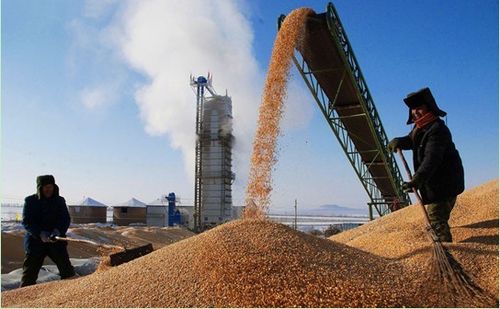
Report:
176,205,194,229
232,205,245,219
191,75,234,231
68,197,107,224
112,198,147,226
146,195,169,227
146,193,181,227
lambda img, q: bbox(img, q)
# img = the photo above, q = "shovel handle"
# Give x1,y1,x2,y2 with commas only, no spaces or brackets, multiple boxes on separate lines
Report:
396,149,433,228
54,236,123,250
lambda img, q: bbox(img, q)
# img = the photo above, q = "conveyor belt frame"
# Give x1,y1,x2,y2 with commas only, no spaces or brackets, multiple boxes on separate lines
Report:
278,2,411,219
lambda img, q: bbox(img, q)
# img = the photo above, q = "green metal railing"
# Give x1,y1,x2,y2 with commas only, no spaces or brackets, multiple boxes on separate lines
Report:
278,2,410,218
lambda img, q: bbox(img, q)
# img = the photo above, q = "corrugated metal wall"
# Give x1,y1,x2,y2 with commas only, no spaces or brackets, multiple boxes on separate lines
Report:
200,95,233,226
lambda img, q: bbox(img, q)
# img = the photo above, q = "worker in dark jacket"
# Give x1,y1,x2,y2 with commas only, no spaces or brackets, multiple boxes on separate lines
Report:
20,175,75,287
388,87,464,242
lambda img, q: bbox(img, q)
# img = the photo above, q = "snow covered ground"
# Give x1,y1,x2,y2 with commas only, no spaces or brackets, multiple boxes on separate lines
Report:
1,222,195,291
1,222,23,233
1,258,99,291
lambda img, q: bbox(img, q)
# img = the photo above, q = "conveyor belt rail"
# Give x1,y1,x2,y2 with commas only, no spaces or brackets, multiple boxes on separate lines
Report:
278,2,411,219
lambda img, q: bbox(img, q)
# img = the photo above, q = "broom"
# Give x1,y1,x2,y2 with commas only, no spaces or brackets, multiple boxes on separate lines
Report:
396,149,495,307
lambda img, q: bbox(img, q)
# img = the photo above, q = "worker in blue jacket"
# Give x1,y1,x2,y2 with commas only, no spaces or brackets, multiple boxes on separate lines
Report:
20,175,75,287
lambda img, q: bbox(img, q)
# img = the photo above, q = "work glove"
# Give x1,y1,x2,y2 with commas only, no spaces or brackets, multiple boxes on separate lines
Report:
402,181,415,193
387,138,401,153
402,175,423,193
40,231,52,243
49,228,61,242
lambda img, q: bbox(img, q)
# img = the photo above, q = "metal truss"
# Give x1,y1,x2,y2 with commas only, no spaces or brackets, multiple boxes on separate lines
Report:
278,2,410,219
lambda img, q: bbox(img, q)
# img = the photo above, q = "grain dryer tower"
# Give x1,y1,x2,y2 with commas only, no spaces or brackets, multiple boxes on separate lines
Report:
190,74,234,231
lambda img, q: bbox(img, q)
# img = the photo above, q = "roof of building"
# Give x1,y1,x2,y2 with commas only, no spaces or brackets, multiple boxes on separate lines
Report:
113,198,146,208
70,197,107,207
147,196,168,206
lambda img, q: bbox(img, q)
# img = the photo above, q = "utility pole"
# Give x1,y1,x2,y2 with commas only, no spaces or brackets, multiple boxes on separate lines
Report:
294,199,298,230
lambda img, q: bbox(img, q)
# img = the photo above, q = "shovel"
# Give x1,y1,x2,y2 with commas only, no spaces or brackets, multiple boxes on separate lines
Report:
52,236,153,266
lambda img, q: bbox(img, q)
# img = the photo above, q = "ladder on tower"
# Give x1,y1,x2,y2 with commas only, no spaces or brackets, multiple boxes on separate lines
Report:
278,2,411,219
190,74,217,232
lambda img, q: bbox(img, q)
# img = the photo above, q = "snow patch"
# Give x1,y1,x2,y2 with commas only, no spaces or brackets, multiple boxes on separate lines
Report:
1,257,100,291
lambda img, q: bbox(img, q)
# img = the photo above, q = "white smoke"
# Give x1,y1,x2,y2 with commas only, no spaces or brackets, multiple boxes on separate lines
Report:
220,117,233,138
113,0,262,186
83,0,119,19
73,0,313,204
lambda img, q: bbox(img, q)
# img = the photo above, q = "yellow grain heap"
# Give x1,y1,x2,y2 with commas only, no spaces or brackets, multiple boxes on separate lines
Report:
244,8,314,219
2,180,498,307
331,178,499,307
2,219,408,307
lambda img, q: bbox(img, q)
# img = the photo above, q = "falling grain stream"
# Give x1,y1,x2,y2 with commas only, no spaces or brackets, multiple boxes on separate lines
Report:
244,8,315,218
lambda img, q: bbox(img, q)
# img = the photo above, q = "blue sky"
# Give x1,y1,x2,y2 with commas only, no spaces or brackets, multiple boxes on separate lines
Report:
2,0,498,214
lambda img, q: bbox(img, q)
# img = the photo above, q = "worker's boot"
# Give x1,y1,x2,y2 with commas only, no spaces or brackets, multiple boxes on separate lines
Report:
431,222,453,242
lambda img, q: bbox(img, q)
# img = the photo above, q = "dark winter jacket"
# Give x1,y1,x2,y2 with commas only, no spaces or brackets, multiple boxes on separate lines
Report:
22,184,71,255
397,119,464,204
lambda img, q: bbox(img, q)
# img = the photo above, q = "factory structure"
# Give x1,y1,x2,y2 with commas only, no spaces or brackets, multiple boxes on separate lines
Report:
30,75,241,230
146,193,182,227
191,74,235,231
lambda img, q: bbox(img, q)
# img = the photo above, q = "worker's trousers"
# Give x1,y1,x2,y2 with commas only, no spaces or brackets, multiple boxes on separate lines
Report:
20,241,75,287
426,196,457,242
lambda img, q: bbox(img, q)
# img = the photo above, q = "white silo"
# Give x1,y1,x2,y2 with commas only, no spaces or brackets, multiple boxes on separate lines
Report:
190,75,234,231
200,95,233,227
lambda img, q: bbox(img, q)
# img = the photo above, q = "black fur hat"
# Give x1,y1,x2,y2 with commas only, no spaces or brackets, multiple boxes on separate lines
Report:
404,87,446,124
36,175,59,199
